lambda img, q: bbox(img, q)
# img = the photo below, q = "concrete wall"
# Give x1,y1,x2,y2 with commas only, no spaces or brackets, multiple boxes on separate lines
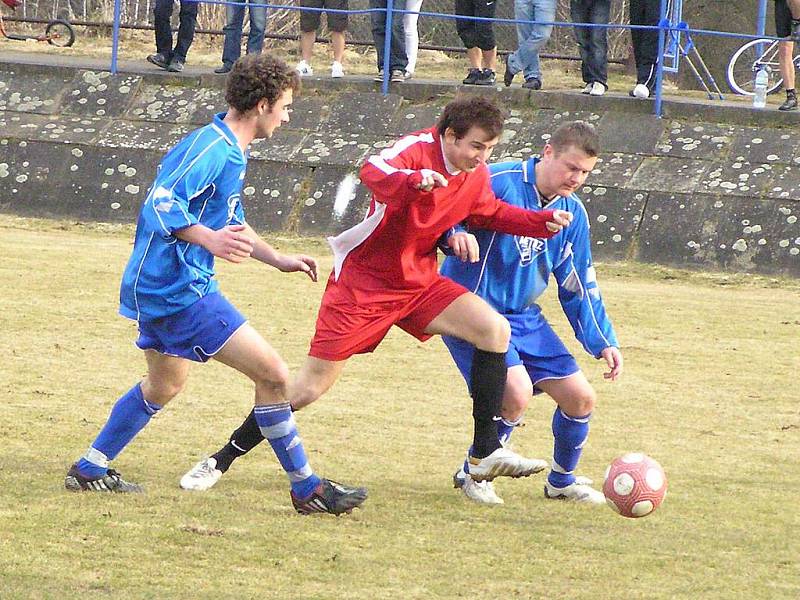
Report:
1,60,799,276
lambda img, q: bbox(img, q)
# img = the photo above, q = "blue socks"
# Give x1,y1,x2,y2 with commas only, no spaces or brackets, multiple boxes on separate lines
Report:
548,408,591,488
76,383,162,478
254,403,320,499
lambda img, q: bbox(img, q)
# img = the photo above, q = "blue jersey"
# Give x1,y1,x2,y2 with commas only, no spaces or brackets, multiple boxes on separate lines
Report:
440,158,618,358
119,113,246,322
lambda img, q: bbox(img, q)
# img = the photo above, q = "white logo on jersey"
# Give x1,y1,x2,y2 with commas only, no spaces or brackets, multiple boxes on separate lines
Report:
515,236,545,266
227,194,240,223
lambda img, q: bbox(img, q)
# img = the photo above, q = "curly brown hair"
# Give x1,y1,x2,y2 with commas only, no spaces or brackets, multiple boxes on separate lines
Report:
436,96,505,140
225,54,300,113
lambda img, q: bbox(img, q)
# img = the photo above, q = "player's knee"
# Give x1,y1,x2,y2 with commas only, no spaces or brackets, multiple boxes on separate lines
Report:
143,378,185,404
564,387,596,417
481,314,510,352
503,380,532,417
254,360,290,398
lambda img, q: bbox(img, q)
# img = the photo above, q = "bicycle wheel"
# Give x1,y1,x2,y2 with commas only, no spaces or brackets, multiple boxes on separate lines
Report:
726,38,783,96
46,19,75,47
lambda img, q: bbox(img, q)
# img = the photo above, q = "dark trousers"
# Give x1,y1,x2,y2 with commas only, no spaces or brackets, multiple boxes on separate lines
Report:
629,0,659,88
570,0,610,85
369,0,408,72
154,0,199,62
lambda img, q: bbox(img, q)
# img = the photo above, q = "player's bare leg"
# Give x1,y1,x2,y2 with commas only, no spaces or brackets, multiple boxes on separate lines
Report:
426,293,546,482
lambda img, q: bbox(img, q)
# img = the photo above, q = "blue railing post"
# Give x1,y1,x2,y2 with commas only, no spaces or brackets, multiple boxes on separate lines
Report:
756,0,768,36
381,0,394,95
653,0,669,117
110,0,122,74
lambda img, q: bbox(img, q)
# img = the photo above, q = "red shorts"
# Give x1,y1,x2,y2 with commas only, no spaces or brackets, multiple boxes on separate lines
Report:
309,274,469,361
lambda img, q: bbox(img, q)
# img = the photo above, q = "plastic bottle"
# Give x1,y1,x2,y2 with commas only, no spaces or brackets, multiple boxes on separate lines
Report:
753,68,768,109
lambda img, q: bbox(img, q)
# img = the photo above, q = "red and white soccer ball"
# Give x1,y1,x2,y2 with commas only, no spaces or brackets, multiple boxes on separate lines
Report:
603,453,667,518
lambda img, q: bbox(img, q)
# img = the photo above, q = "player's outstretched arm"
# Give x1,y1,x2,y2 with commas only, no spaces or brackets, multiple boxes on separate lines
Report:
175,223,254,263
240,222,318,281
600,347,623,381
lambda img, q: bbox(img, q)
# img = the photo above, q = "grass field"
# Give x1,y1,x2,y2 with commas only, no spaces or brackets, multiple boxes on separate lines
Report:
0,216,798,599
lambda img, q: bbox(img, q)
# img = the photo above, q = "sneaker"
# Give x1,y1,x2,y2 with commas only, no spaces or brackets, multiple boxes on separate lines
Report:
779,92,798,111
374,70,385,82
453,468,503,505
180,457,223,491
631,83,650,99
522,77,542,90
146,53,169,70
295,60,313,77
475,69,496,86
544,476,605,505
390,69,405,83
467,447,547,482
581,82,593,94
331,61,344,78
64,463,144,493
166,59,184,73
462,68,483,85
503,57,516,87
589,81,606,96
404,70,413,79
291,478,368,515
214,63,232,75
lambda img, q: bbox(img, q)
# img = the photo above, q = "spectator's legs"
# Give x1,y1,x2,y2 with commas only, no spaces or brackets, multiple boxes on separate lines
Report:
474,0,497,71
404,0,423,74
331,31,346,64
221,1,247,66
246,2,268,55
779,40,796,91
173,0,199,62
370,0,408,72
153,0,175,60
510,0,555,82
629,0,659,88
300,30,316,62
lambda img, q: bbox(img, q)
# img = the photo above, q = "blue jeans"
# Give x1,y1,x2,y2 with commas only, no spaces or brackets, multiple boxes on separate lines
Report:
221,0,267,66
570,0,610,85
370,0,408,72
507,0,556,82
153,0,198,62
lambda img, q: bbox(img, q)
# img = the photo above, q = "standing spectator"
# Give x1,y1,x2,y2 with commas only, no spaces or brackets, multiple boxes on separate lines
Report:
570,0,610,96
776,0,800,111
628,0,659,98
455,0,497,85
147,0,198,73
503,0,556,89
404,0,424,79
294,0,349,78
370,0,408,82
214,0,267,75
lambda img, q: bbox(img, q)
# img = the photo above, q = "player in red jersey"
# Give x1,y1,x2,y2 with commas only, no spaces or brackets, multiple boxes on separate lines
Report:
180,96,573,512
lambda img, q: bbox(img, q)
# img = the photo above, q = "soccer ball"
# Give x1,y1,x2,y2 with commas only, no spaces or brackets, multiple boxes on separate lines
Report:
602,453,667,518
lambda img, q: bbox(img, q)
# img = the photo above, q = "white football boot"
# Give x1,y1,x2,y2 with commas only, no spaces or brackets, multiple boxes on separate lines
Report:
180,457,222,491
544,475,605,505
453,467,503,505
468,447,548,482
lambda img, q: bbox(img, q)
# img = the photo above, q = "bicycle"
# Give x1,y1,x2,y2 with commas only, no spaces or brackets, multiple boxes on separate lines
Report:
0,0,75,47
727,37,800,96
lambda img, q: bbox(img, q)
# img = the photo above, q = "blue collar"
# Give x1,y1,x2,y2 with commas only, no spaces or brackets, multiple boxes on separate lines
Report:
211,112,237,146
522,156,540,185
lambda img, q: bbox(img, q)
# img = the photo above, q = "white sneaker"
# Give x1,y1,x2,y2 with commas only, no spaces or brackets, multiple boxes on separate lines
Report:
581,83,592,94
180,457,222,491
589,82,606,96
468,447,548,482
295,60,313,77
452,467,503,505
632,83,650,99
331,61,344,78
404,70,413,80
544,476,605,505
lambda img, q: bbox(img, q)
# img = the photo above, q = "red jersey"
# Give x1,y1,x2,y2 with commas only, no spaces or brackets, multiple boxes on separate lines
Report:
327,127,558,299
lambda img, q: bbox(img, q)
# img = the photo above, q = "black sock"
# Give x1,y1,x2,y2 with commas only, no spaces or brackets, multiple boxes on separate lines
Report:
469,349,506,458
211,409,264,473
787,89,797,98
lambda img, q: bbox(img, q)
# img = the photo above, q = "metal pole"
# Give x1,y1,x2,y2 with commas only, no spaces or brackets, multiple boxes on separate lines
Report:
653,0,669,117
381,0,394,95
110,0,122,74
756,0,767,36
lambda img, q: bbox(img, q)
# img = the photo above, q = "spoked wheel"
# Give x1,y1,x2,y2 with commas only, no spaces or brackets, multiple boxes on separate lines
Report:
726,38,784,96
45,19,75,47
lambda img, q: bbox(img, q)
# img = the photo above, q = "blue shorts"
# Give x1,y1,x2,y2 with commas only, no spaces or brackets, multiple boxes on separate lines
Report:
135,292,247,363
442,309,580,395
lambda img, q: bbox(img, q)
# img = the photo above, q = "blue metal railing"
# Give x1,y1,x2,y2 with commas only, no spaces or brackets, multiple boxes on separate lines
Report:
108,0,786,117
